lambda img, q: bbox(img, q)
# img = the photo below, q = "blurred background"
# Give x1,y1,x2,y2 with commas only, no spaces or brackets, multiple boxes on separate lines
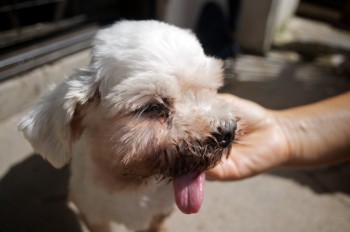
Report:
0,0,349,231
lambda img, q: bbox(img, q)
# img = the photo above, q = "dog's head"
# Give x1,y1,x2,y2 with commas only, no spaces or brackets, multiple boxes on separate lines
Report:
19,20,237,214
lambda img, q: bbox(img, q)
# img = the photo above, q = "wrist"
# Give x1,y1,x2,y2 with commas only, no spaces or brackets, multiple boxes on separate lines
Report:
270,109,302,166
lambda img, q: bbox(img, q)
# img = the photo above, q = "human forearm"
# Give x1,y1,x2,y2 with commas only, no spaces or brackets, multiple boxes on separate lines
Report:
275,92,350,167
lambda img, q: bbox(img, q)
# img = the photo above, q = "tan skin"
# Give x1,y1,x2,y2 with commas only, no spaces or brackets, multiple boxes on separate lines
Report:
207,92,350,181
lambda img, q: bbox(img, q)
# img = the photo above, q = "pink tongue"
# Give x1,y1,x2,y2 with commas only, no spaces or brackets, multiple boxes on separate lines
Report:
172,172,205,214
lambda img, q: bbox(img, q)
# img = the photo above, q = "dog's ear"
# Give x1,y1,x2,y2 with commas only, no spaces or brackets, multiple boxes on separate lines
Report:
18,69,99,168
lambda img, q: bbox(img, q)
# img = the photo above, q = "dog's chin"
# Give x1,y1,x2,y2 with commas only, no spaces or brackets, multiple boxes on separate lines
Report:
121,146,229,215
167,150,227,214
121,167,206,214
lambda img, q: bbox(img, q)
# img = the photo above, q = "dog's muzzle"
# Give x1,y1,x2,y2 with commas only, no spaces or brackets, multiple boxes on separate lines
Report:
172,120,237,214
168,120,237,178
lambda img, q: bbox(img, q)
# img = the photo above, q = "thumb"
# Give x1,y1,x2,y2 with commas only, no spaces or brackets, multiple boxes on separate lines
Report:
206,157,242,181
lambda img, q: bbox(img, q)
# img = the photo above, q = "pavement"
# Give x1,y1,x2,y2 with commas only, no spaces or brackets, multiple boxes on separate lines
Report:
0,17,350,232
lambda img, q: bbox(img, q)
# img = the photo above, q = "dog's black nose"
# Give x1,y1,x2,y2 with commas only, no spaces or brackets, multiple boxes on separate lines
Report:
210,122,236,148
213,130,233,148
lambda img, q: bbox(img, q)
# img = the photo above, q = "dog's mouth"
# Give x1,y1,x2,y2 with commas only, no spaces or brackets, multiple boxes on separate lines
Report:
173,171,205,214
164,135,233,214
121,133,234,214
169,146,228,214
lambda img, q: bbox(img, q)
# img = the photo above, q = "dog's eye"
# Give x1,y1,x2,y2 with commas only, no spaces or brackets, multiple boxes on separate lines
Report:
138,103,169,118
144,103,162,113
145,103,169,117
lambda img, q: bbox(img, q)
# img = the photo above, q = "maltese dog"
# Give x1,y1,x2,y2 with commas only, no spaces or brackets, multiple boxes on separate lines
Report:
19,20,237,231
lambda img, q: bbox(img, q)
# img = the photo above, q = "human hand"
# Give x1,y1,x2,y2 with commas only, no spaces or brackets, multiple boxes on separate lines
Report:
206,94,290,181
207,92,350,181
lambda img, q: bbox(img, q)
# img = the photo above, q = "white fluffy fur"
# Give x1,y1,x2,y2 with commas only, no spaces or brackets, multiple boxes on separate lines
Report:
19,20,235,231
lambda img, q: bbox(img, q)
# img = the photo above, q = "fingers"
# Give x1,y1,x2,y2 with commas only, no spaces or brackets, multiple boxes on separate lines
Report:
206,157,242,181
218,93,268,126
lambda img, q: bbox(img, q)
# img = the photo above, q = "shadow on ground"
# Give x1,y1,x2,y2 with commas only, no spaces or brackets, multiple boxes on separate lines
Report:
269,163,350,196
0,155,81,232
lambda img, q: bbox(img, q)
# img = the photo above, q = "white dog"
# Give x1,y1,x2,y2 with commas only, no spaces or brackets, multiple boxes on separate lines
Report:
19,20,237,232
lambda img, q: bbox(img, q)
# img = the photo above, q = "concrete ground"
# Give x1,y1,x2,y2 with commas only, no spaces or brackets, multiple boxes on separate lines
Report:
1,17,350,231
